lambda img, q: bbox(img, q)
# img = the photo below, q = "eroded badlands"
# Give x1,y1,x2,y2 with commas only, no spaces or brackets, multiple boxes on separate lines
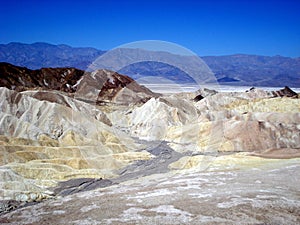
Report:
0,68,299,224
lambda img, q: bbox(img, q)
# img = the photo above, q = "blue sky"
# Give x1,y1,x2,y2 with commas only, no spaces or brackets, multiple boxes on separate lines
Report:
1,0,299,57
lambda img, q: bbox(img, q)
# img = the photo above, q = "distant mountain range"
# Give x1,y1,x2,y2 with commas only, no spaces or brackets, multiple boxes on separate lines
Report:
0,42,104,70
1,42,299,87
203,54,300,87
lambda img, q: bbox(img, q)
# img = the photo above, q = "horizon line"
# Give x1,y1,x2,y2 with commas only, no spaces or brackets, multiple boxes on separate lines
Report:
0,41,299,58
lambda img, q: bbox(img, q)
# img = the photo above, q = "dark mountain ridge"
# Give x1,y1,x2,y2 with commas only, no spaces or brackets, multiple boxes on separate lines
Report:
0,62,85,92
0,62,157,105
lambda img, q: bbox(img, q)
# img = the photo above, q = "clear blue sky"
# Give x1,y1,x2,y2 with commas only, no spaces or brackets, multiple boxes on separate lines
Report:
1,0,299,57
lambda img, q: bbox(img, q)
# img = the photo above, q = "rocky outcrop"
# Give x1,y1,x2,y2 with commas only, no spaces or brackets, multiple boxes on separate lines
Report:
246,86,299,98
271,86,298,98
193,88,218,102
0,62,84,92
75,69,159,105
0,63,158,105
